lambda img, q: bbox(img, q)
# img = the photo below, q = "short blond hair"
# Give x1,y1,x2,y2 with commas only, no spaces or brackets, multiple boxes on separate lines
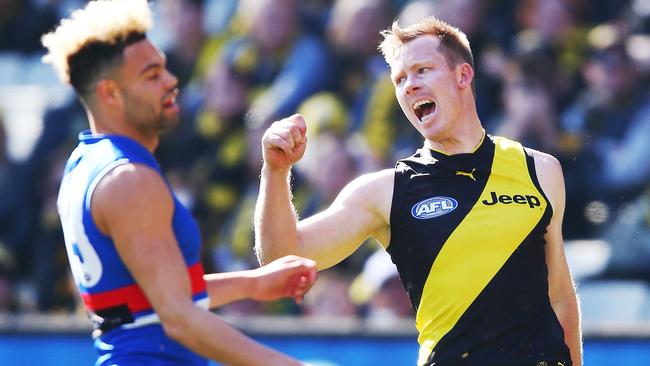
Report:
378,17,473,70
42,0,152,96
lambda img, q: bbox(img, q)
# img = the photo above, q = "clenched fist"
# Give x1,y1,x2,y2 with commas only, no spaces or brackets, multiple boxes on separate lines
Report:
261,114,307,171
250,255,317,304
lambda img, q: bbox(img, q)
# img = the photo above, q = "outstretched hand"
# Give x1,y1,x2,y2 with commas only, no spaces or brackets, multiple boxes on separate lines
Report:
251,255,317,304
261,114,308,171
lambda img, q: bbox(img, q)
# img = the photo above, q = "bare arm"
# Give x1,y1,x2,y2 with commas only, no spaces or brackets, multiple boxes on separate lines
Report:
293,169,393,269
93,163,306,366
204,255,317,307
533,151,583,366
254,114,393,270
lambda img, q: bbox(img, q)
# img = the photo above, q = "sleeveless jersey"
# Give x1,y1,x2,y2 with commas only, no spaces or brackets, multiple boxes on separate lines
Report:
388,134,571,366
57,130,209,365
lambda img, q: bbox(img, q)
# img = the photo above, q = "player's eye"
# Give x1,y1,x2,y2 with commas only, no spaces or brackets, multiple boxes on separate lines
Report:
147,71,160,80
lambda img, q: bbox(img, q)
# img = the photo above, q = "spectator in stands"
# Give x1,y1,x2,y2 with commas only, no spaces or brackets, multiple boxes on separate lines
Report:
30,148,78,312
349,249,412,322
154,0,210,173
491,51,561,154
13,94,87,311
0,116,18,312
0,0,58,54
0,111,33,284
228,0,331,129
325,0,393,133
513,0,591,112
188,58,253,272
302,271,357,317
600,186,650,281
294,93,359,217
0,248,15,312
561,36,650,239
514,0,587,46
160,0,207,90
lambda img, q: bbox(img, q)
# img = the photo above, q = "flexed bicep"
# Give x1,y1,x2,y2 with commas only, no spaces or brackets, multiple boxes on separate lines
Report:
296,169,394,270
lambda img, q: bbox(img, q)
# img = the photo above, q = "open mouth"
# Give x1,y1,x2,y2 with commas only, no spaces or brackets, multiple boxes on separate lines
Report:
412,99,436,122
163,90,179,109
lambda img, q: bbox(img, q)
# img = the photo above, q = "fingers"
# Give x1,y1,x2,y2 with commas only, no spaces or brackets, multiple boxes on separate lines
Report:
290,275,310,304
288,114,307,137
287,271,317,304
274,255,318,303
263,115,307,153
263,131,295,154
279,255,317,281
280,254,316,268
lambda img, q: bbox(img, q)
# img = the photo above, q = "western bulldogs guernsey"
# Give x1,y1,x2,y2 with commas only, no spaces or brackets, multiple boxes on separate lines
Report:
388,134,571,366
57,130,209,365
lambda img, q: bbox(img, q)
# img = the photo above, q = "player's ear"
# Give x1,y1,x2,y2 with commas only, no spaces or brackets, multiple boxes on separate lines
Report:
457,63,474,91
96,79,123,108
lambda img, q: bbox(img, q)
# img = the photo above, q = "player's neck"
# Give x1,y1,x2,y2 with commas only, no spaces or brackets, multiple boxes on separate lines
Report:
89,115,159,153
425,117,484,155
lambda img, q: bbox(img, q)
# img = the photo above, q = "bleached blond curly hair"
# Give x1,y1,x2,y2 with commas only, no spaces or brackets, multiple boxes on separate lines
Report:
42,0,152,88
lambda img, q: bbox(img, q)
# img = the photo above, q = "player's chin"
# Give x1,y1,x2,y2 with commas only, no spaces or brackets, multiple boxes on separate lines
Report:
163,103,180,117
411,121,434,140
158,114,180,132
419,128,446,144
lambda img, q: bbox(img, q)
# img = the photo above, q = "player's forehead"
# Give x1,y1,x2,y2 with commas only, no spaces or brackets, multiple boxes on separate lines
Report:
121,39,165,75
388,35,446,75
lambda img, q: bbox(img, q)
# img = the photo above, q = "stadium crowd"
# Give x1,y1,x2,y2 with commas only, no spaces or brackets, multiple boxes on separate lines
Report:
0,0,648,323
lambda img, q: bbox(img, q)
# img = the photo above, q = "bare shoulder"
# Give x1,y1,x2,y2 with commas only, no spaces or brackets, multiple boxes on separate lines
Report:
95,163,168,201
528,148,560,170
337,168,395,220
528,149,563,182
92,163,172,232
527,148,565,209
343,168,394,190
339,168,394,202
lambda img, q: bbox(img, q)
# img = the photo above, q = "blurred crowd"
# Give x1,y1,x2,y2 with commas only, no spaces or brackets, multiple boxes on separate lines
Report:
0,0,649,324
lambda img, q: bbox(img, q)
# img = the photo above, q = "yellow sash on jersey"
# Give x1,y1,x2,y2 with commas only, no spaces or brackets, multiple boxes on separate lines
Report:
416,137,547,365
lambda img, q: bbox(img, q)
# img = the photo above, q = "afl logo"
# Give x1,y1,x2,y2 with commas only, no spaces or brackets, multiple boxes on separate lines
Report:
411,196,458,219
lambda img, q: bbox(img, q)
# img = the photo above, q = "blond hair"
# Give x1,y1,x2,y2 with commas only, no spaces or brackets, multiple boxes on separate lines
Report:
42,0,152,95
378,17,473,70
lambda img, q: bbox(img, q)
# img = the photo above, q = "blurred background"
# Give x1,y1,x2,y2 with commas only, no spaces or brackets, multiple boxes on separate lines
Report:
0,0,649,364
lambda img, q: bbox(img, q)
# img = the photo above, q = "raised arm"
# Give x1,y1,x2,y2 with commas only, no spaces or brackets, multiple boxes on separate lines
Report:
92,163,306,366
255,114,393,270
533,151,583,366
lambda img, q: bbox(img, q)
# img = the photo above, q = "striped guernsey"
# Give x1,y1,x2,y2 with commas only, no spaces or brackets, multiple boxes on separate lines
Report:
388,134,571,366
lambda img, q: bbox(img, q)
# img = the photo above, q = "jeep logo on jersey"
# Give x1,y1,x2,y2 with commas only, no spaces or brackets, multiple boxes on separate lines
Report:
482,191,541,208
411,196,458,219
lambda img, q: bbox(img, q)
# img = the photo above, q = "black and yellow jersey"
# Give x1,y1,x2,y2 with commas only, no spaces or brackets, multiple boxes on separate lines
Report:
388,134,571,366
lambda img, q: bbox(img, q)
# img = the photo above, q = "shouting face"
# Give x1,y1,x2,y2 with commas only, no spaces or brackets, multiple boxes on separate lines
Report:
389,35,472,144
